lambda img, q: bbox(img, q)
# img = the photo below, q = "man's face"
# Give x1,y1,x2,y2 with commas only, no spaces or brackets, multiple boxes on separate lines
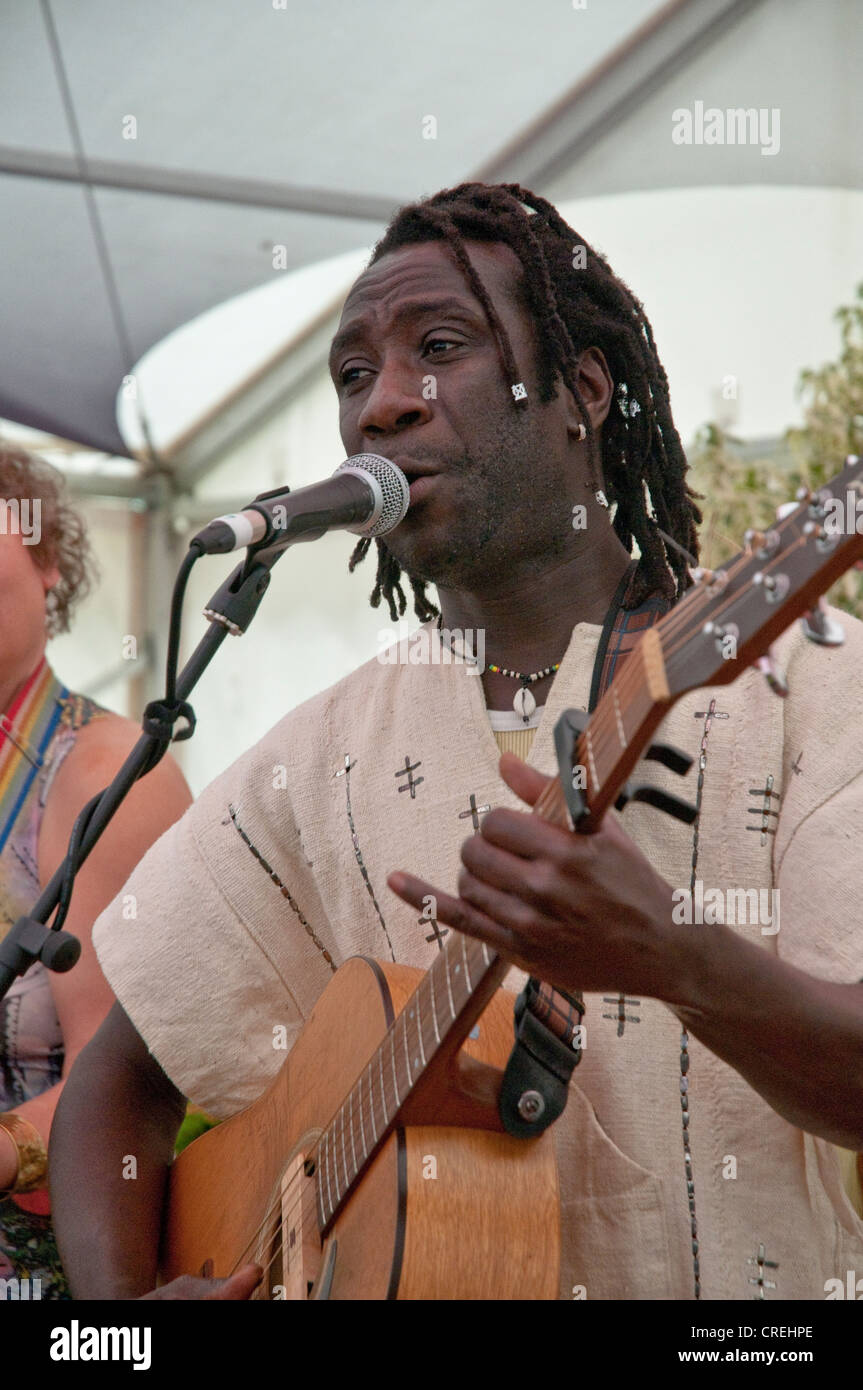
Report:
329,239,587,590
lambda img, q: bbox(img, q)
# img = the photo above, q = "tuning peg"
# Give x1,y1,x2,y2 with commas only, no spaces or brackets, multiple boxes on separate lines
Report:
614,782,698,824
745,527,781,557
800,597,845,646
644,742,694,776
753,651,789,697
688,565,729,592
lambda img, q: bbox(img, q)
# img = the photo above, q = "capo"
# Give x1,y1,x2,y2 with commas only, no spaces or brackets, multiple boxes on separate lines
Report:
644,741,693,776
554,710,696,827
552,708,591,826
614,782,698,824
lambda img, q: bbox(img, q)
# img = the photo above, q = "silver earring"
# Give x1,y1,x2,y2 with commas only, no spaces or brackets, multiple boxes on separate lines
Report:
577,422,587,440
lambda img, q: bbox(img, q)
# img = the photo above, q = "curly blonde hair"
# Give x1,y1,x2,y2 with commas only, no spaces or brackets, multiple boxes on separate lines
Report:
0,443,97,638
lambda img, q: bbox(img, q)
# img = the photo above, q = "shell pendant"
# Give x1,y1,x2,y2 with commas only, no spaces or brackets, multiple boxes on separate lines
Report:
513,684,536,723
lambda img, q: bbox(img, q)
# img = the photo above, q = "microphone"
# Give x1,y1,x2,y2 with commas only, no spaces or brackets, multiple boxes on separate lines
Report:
192,454,410,554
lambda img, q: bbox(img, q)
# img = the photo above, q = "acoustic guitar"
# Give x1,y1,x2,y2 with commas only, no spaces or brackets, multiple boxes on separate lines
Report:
160,456,863,1299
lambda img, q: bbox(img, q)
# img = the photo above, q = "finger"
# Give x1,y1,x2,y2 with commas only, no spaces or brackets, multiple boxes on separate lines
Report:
390,871,518,954
498,751,553,808
458,866,557,937
204,1263,263,1301
480,805,576,865
462,834,568,912
387,871,441,912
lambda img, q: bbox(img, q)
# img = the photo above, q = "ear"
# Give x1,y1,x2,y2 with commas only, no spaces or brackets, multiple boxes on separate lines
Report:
563,346,615,439
34,550,61,594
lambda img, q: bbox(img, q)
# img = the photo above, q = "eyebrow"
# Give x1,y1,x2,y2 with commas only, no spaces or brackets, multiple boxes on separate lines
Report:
328,297,483,370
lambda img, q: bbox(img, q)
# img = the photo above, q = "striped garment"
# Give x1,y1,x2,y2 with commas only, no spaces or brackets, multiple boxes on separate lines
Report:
0,659,106,1299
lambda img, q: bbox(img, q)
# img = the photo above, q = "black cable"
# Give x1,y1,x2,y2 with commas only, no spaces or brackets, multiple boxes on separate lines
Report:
166,542,205,707
50,542,204,935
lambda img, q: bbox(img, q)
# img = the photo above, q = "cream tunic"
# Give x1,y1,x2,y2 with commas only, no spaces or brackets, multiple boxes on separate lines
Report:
93,612,863,1300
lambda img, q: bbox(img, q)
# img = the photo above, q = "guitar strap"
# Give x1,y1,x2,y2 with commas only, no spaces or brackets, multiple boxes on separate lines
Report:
498,562,673,1138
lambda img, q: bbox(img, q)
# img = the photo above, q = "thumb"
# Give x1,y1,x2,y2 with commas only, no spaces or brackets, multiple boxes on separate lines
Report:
205,1263,263,1300
498,751,554,808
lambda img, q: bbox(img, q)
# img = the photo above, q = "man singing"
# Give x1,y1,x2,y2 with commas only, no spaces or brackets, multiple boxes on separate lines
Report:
50,183,863,1300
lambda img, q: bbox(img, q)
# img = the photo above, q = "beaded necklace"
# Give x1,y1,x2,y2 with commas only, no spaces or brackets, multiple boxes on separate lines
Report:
485,660,561,723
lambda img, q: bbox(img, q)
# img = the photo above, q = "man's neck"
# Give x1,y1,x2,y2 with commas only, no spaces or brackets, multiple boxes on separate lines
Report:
436,536,633,710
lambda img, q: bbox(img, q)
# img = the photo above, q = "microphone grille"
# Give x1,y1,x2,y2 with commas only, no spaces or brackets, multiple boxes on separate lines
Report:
334,454,410,537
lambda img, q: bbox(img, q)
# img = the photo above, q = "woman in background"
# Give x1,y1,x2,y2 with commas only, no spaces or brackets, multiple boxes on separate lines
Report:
0,444,191,1297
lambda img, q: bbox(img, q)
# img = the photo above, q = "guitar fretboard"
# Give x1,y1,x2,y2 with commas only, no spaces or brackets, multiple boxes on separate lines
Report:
316,934,502,1230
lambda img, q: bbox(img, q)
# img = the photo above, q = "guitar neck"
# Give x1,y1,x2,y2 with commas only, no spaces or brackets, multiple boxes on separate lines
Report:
316,933,507,1231
536,625,673,831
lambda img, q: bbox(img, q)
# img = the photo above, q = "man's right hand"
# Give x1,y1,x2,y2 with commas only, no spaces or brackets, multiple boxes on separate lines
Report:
139,1263,262,1300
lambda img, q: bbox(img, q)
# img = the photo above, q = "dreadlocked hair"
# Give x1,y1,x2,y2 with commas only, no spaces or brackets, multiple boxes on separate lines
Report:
347,181,702,616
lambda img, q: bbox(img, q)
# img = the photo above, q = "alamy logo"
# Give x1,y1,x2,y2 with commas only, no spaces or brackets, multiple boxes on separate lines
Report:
671,880,779,935
377,625,486,673
50,1320,151,1370
823,488,863,536
0,497,41,544
671,101,780,156
0,1275,41,1300
824,1271,863,1299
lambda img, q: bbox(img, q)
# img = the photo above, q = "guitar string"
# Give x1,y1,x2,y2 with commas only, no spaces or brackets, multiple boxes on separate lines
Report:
229,1063,412,1280
249,934,506,1270
579,533,813,775
216,513,836,1289
228,1062,440,1286
554,488,840,776
571,557,747,768
225,948,497,1284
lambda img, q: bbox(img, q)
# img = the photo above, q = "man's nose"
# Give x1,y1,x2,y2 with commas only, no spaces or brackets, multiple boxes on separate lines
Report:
356,357,433,438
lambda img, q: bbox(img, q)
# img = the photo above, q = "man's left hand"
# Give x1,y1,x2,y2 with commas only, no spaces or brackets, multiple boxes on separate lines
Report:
387,751,685,1000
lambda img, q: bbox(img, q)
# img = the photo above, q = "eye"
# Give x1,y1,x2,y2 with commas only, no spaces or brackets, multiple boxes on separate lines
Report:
424,337,462,356
339,364,372,386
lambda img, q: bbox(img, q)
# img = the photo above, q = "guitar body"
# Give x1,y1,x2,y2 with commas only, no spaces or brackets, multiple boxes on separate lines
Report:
160,956,560,1299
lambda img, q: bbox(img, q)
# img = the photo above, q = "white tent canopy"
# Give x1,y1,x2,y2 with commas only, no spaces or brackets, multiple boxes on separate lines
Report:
3,0,860,792
1,0,671,455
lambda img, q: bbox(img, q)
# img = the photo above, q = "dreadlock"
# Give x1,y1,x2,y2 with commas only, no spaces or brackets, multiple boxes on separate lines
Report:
346,182,702,620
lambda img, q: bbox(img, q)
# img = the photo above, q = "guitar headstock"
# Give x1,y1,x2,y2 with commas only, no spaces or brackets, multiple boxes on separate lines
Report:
659,454,863,698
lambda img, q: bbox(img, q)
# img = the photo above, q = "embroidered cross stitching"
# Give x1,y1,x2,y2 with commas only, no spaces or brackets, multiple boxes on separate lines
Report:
421,916,449,949
395,756,424,798
747,775,780,846
458,793,490,830
601,995,641,1036
747,1243,779,1298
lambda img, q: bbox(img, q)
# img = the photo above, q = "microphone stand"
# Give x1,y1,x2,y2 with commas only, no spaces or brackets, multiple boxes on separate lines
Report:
0,539,286,1002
